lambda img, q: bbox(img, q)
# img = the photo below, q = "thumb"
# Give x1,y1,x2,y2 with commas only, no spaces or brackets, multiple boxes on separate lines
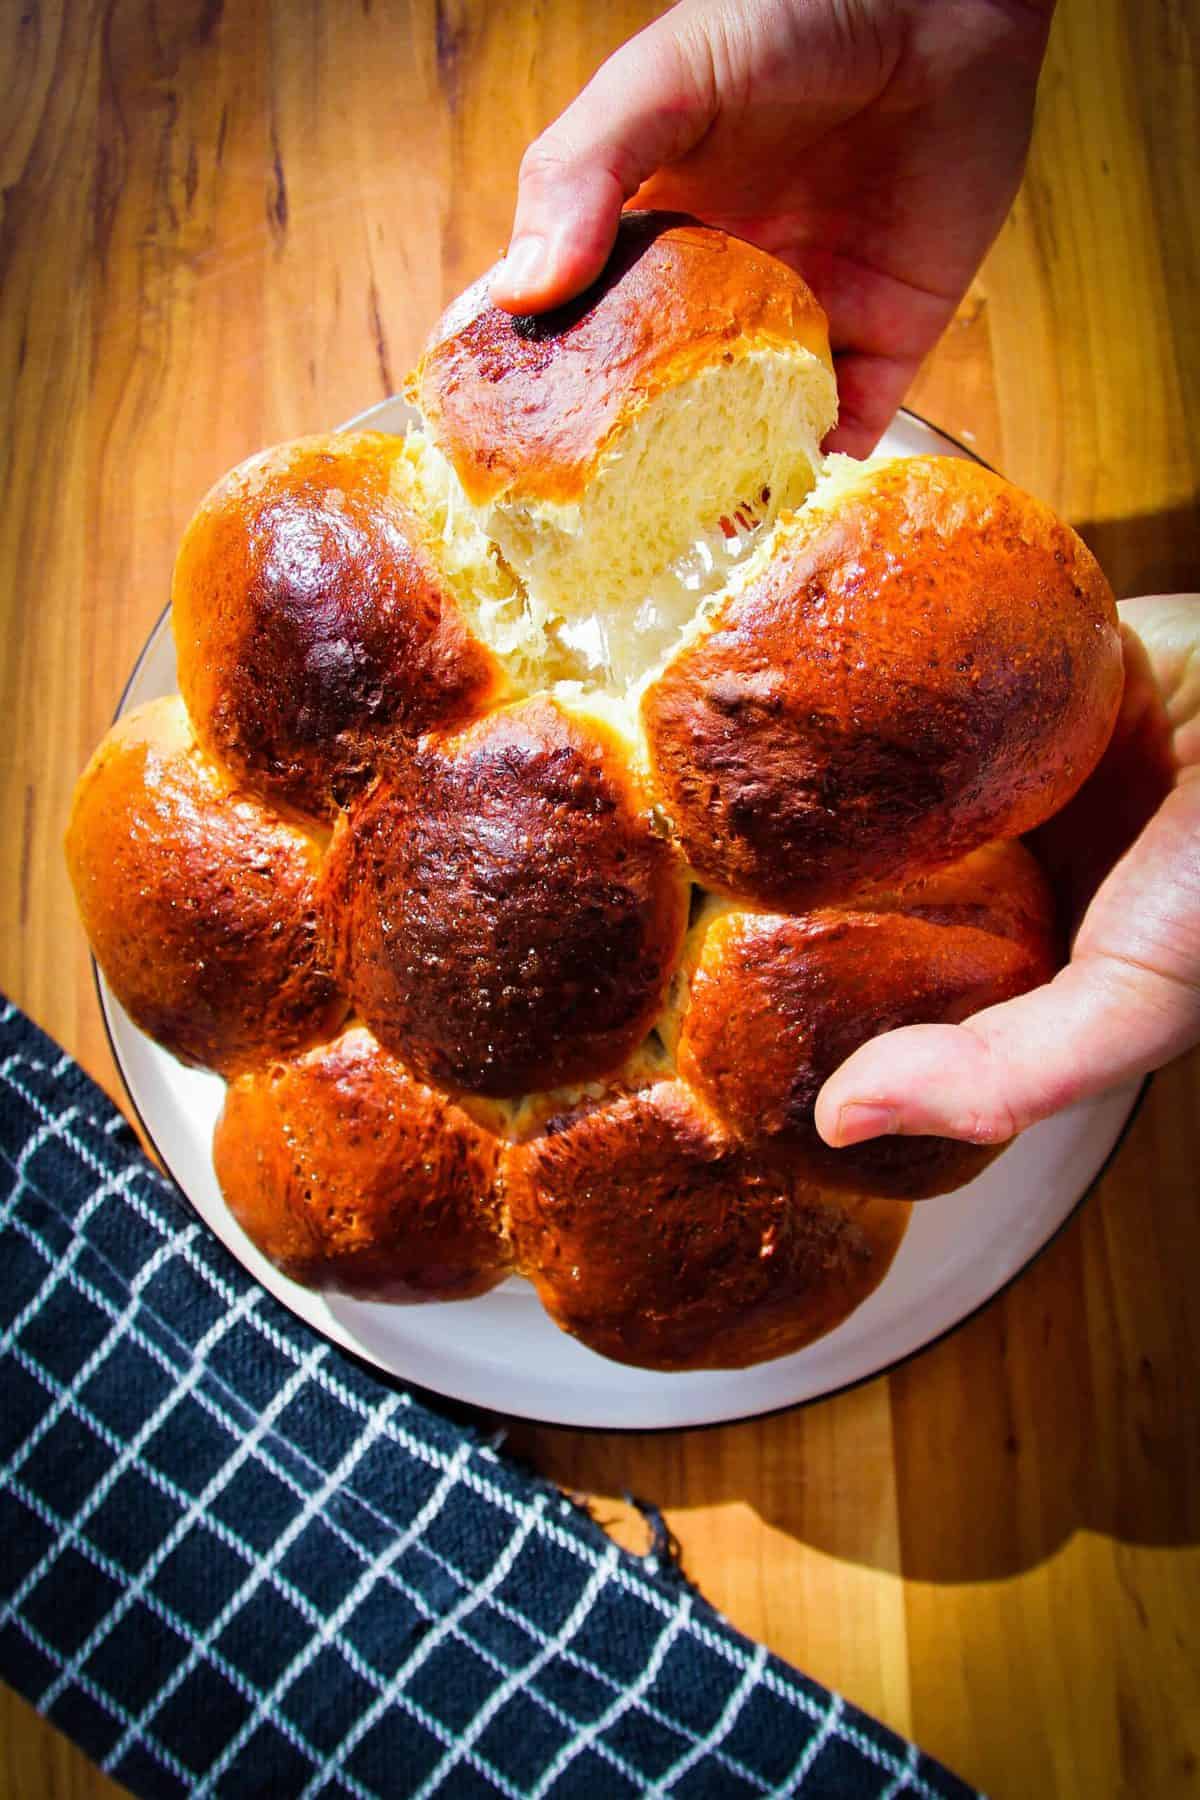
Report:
490,15,719,313
813,957,1185,1150
815,779,1200,1149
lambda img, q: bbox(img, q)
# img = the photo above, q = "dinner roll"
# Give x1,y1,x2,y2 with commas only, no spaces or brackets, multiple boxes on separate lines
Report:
173,433,508,818
65,697,345,1075
410,212,837,689
506,1080,910,1370
215,1025,507,1298
667,842,1058,1199
642,456,1123,907
328,697,689,1096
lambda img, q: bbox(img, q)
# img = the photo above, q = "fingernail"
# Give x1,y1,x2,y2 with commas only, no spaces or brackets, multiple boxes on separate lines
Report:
494,234,547,301
835,1103,899,1147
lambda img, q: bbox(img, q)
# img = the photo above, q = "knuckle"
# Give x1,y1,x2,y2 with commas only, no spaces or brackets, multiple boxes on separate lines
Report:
960,1028,1026,1143
963,1105,1019,1146
518,138,572,188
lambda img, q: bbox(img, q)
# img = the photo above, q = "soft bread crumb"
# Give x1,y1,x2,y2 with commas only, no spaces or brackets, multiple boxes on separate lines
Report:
397,433,537,667
405,344,838,696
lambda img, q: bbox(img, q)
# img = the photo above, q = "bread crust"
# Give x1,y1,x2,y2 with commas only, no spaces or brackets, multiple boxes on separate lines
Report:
329,698,690,1097
172,433,505,819
506,1080,910,1369
674,843,1058,1200
861,837,1059,943
65,698,346,1076
215,1025,506,1298
642,457,1123,907
413,213,834,508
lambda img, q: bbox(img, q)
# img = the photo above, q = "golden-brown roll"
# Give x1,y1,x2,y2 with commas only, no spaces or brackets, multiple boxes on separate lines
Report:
65,697,346,1076
506,1080,910,1369
642,457,1123,908
413,211,834,509
172,433,506,819
328,697,689,1096
215,1025,507,1298
670,842,1058,1200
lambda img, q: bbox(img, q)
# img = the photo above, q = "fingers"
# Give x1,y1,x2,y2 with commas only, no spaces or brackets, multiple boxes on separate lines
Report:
821,351,923,457
1030,619,1178,923
1117,594,1200,770
814,255,963,454
816,778,1200,1148
815,956,1182,1148
490,15,718,313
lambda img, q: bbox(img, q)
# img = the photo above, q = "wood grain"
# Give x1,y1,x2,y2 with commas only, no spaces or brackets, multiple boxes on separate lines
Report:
1,2,1197,1796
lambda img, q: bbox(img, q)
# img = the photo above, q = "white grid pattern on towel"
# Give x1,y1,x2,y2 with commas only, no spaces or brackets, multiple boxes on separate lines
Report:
529,1595,695,1799
410,1540,624,1799
1,1049,952,1800
881,1743,923,1800
105,1387,406,1778
648,1641,770,1796
3,1199,736,1799
193,1433,478,1797
3,1193,704,1799
297,1493,551,1799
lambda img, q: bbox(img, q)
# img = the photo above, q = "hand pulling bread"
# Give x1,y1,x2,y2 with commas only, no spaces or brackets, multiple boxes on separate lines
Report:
69,214,1134,1370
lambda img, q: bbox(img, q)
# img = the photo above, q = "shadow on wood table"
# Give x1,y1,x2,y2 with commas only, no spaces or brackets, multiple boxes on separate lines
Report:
1074,501,1200,601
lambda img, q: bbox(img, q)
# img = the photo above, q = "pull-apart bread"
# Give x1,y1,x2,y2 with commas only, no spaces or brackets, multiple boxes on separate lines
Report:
67,214,1122,1370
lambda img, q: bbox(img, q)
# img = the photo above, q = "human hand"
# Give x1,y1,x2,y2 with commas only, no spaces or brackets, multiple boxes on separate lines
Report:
815,595,1200,1151
490,0,1055,454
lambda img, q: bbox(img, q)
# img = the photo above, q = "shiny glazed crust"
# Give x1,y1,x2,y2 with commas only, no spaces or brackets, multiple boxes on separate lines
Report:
215,1026,507,1298
172,433,505,819
674,843,1058,1200
413,213,833,507
506,1081,910,1370
642,457,1124,908
65,698,346,1076
328,699,690,1096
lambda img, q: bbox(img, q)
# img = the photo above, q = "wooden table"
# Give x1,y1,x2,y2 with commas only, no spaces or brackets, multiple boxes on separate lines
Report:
2,3,1197,1795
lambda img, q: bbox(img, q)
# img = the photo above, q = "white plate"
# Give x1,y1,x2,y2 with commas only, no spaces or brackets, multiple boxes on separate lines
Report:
99,401,1141,1430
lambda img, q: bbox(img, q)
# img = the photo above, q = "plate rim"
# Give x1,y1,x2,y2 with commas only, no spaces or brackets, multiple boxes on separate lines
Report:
96,404,1145,1430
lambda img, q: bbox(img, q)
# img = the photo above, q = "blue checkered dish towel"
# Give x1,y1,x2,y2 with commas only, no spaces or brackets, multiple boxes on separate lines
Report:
0,996,977,1799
